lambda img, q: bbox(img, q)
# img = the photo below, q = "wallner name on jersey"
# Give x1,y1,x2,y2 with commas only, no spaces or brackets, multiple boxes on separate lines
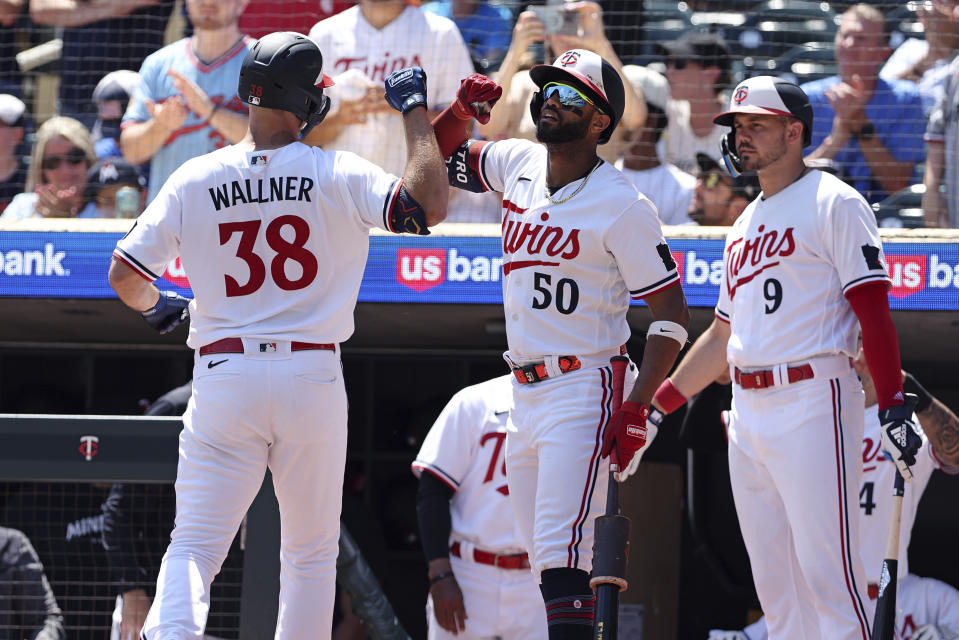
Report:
209,176,316,211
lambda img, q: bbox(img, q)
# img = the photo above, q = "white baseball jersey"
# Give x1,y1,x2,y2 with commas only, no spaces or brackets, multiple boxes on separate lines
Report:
470,138,680,362
716,169,890,368
663,98,727,174
308,5,474,176
411,374,525,554
860,409,937,582
113,141,399,349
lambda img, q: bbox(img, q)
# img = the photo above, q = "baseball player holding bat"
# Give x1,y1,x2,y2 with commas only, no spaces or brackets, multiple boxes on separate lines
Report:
412,374,547,640
709,351,959,640
429,50,690,640
648,76,923,640
108,32,448,638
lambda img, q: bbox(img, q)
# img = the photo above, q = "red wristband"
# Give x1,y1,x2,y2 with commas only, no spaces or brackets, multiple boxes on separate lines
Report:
653,378,687,414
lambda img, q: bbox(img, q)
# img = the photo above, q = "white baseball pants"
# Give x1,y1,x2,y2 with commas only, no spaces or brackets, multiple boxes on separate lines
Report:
141,342,348,640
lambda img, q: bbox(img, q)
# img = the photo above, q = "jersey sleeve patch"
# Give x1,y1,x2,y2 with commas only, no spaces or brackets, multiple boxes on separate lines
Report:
861,244,884,271
411,461,459,491
112,247,159,282
657,242,677,271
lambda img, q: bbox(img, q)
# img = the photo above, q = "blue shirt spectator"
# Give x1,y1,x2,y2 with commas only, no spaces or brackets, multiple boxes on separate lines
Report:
422,0,514,73
802,75,925,204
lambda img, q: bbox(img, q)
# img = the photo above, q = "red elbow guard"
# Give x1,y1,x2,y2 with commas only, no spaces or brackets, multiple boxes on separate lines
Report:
431,105,471,159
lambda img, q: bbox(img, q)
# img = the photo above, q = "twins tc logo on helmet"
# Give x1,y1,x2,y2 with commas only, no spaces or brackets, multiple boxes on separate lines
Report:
734,86,749,104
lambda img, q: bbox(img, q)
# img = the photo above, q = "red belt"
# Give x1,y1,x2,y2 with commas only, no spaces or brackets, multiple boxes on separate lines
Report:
198,337,335,356
450,542,530,570
512,356,581,384
868,582,878,600
733,364,814,389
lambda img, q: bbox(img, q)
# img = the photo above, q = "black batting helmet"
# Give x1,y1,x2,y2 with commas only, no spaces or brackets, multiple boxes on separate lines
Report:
528,49,626,145
237,32,335,138
713,75,813,175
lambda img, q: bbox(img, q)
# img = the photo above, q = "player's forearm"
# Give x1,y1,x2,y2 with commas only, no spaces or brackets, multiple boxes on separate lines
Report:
120,121,170,166
109,258,160,312
30,0,147,26
918,398,959,469
402,108,449,226
302,108,350,148
629,284,690,406
210,109,249,145
858,136,915,195
657,318,730,411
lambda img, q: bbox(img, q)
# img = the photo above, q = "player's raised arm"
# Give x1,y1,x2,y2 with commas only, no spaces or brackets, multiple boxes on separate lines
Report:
383,67,449,227
431,74,504,161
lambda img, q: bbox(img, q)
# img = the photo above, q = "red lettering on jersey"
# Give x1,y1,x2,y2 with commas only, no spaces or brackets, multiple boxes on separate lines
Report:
886,254,927,299
862,436,883,472
332,53,424,83
724,226,796,299
901,614,916,638
500,199,582,274
396,248,446,291
480,431,509,494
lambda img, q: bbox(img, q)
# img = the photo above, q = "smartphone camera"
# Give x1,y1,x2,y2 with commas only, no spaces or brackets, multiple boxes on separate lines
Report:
529,5,579,36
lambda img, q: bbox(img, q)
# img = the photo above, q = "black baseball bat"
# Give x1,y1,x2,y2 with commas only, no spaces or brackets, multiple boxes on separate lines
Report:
871,470,905,640
592,356,631,640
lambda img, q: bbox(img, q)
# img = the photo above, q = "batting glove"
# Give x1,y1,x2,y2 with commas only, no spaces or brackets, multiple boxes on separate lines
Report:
601,402,656,482
913,625,959,640
141,291,190,334
450,73,503,125
879,393,922,481
707,631,748,640
384,67,428,115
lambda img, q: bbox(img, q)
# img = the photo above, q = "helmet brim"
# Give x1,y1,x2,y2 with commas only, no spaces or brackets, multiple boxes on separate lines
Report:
714,105,798,127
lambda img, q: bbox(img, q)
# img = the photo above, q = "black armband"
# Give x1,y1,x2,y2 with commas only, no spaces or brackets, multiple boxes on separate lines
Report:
416,471,454,561
446,140,490,193
386,184,430,235
903,372,933,414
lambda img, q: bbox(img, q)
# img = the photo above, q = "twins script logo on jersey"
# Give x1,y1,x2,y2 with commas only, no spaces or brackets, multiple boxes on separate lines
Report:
331,53,423,83
480,431,509,495
724,225,796,299
501,204,581,276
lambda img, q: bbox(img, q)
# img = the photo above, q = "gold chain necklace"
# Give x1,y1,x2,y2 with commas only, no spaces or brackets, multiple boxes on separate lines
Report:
544,159,602,205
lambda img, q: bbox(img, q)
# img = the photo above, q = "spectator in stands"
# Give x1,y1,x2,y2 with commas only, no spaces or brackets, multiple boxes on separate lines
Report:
0,525,65,640
478,1,646,164
657,31,731,174
922,5,959,228
688,153,760,227
2,116,100,220
880,0,959,114
29,0,175,129
86,158,147,219
92,70,140,160
803,3,925,204
121,0,253,203
305,0,474,176
238,0,351,40
0,94,28,214
422,0,515,73
617,64,695,225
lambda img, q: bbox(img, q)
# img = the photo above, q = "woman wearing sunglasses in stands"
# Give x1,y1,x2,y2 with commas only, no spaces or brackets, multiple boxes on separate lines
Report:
2,116,99,220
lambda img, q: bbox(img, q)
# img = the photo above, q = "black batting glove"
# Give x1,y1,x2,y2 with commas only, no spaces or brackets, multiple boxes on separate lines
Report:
384,66,428,115
141,291,191,334
879,393,923,481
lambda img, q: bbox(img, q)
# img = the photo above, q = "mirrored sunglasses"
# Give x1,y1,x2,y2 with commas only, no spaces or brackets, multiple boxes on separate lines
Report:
699,172,729,190
543,83,604,114
41,147,86,171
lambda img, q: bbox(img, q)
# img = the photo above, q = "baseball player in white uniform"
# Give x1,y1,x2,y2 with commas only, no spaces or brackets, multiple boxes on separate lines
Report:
709,350,959,640
412,374,548,640
647,76,924,640
108,33,448,639
306,0,474,176
429,51,690,640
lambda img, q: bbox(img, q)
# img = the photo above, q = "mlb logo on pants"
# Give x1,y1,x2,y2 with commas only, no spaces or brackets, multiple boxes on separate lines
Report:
259,343,277,353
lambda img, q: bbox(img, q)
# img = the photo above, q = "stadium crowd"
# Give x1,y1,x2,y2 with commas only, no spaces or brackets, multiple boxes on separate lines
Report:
0,0,956,226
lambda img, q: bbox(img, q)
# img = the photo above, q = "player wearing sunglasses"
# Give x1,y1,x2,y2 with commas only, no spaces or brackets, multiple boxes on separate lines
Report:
428,50,689,640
